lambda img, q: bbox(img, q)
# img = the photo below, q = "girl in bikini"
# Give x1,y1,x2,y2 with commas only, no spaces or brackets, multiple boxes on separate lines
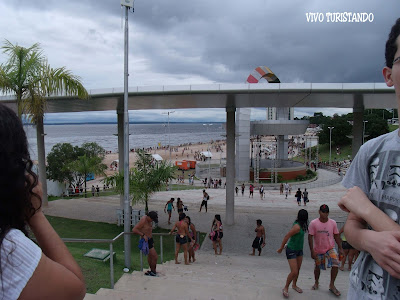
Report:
211,214,223,255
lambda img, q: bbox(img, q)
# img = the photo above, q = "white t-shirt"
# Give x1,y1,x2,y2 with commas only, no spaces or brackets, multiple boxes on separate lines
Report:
0,229,42,300
343,129,400,299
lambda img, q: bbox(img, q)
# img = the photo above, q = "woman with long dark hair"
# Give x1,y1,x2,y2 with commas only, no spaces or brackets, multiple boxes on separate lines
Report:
277,209,309,298
0,104,85,299
211,214,223,255
185,216,198,262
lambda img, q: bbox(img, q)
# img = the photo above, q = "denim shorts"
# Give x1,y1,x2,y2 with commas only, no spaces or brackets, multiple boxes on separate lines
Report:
285,247,303,259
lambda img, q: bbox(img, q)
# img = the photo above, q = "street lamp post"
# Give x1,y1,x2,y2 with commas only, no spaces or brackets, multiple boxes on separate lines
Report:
162,111,175,160
121,0,133,270
328,127,334,166
203,124,212,181
162,124,167,157
363,120,368,144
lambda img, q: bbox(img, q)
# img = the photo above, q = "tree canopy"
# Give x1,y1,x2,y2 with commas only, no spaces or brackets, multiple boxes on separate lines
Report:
0,40,88,206
47,142,106,190
315,110,392,146
69,154,107,198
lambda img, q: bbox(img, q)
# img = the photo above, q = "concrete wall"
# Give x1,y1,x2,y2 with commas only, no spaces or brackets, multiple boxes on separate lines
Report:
250,166,307,181
235,108,251,181
47,180,67,197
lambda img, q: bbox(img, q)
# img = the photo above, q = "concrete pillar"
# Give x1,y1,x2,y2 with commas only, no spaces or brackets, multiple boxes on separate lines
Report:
117,98,124,209
226,107,236,225
235,108,251,181
352,95,364,159
276,107,290,164
277,135,285,167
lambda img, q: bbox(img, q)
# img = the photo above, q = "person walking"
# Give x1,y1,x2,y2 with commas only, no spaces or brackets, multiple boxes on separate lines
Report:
338,226,357,271
295,188,302,206
235,186,239,196
241,183,245,196
210,215,223,255
132,211,159,276
250,219,266,256
170,213,191,265
284,182,289,199
308,205,343,296
164,197,175,225
277,209,309,298
176,197,184,215
280,183,284,195
185,216,198,263
199,190,209,212
259,185,265,199
302,188,309,206
249,184,254,198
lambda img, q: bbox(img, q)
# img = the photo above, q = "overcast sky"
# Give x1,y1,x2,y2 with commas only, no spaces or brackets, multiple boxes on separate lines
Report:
0,0,398,123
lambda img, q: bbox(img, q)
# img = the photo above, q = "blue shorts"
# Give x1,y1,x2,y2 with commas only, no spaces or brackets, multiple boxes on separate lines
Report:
285,247,303,259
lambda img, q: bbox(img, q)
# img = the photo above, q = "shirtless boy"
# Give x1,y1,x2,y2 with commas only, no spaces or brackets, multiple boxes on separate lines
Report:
250,219,266,256
169,213,191,265
132,211,159,276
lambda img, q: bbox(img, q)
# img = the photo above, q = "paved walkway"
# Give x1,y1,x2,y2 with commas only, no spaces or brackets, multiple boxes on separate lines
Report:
45,169,352,299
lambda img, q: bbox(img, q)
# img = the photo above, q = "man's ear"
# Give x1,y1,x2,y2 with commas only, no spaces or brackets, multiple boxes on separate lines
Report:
383,67,394,87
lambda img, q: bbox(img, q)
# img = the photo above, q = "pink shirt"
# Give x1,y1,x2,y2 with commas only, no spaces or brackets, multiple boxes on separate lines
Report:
308,218,339,254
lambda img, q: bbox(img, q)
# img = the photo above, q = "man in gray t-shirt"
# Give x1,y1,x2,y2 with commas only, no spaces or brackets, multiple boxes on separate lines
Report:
339,18,400,300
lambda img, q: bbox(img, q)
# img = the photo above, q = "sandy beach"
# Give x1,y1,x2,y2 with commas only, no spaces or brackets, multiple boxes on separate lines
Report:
102,140,226,176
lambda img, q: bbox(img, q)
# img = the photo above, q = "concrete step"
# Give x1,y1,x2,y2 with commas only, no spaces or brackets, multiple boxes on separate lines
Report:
84,252,350,300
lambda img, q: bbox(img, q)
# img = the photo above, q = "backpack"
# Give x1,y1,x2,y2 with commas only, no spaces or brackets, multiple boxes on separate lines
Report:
207,195,210,200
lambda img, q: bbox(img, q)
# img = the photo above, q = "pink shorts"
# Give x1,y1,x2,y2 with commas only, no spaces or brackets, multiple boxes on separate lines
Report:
315,248,339,270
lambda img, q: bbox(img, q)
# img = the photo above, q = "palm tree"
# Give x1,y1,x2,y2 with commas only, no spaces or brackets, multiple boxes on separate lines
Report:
0,40,88,206
105,149,176,214
0,40,43,118
70,154,107,198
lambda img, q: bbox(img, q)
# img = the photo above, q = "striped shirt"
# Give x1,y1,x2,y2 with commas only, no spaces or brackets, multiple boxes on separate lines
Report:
0,229,41,300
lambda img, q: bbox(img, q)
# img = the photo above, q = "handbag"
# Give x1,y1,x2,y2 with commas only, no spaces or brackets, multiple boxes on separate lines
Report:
208,231,215,240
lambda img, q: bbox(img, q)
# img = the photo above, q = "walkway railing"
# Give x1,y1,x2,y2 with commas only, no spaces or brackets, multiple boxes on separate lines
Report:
61,231,201,289
290,175,343,190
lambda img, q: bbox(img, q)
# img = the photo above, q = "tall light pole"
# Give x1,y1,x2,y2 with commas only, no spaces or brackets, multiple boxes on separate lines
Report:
121,0,133,270
363,120,368,144
328,127,334,166
162,124,167,157
203,123,212,181
162,111,175,160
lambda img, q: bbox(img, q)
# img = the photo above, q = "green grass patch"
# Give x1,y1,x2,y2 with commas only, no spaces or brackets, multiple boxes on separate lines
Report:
48,188,119,202
389,124,399,132
292,143,352,163
46,215,206,294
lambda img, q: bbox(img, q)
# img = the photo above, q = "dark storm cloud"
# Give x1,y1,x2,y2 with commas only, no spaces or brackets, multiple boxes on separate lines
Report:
5,0,398,84
129,0,398,83
2,0,399,122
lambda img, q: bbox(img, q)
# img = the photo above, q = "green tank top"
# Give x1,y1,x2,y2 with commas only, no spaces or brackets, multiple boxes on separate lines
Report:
287,222,304,251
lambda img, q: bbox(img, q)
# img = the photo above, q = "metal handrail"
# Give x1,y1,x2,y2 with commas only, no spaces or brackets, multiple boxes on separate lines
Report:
61,231,200,289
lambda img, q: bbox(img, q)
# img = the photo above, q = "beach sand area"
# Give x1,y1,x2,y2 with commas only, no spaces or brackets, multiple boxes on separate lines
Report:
102,141,226,176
